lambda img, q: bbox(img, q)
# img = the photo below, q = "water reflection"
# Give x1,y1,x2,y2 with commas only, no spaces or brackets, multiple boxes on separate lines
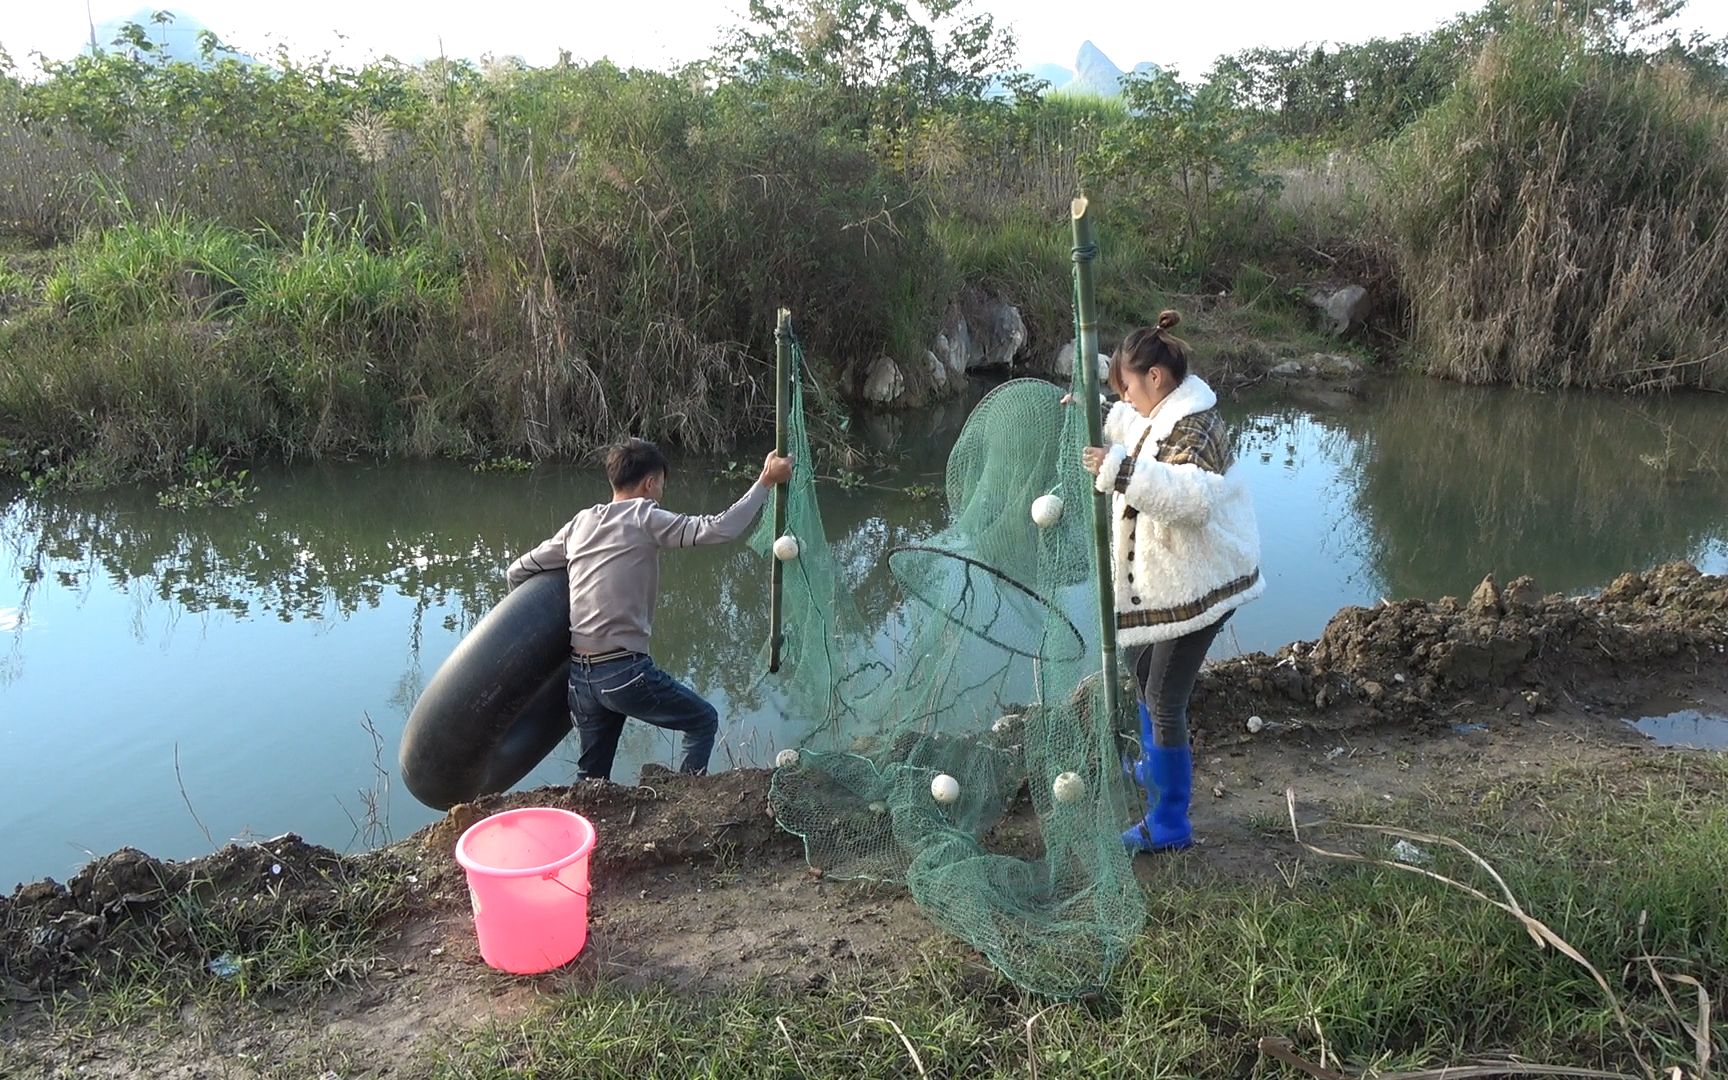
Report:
1627,710,1728,751
1330,381,1728,598
2,377,1725,888
0,410,967,888
0,457,951,681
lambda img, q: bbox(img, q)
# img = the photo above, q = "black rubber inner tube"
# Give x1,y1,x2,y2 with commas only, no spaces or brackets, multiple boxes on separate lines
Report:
399,569,573,810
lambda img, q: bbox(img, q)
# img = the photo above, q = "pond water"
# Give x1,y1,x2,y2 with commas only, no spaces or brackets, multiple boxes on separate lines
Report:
3,376,1726,889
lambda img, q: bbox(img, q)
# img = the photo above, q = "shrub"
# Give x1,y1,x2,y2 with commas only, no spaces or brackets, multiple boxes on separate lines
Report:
1383,20,1728,389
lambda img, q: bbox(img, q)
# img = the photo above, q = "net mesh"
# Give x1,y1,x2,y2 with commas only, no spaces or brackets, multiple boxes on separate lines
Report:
751,335,1145,998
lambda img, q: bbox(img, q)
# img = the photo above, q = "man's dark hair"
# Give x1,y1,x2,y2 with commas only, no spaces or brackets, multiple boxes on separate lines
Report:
605,438,669,491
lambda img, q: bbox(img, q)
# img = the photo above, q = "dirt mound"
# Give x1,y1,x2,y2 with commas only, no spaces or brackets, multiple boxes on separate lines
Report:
1192,562,1727,734
2,768,798,1001
1,834,386,998
417,764,794,885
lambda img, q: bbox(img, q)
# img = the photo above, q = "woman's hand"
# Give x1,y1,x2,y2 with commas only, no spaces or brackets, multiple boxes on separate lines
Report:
1081,446,1105,476
1060,393,1074,406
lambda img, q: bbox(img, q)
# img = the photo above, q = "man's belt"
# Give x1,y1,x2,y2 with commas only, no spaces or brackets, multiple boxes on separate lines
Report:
570,648,638,664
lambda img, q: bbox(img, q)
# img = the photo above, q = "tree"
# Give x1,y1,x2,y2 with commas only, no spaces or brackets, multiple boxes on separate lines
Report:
1094,69,1278,272
1204,0,1720,144
717,0,1014,128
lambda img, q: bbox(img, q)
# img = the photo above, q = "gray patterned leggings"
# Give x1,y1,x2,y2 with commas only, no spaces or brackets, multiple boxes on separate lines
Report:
1127,612,1232,749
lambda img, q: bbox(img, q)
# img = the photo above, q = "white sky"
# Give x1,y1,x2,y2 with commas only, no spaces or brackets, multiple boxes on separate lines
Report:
4,1,1726,79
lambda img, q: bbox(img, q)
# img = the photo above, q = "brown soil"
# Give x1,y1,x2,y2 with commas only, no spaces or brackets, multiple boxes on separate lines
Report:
2,563,1724,1078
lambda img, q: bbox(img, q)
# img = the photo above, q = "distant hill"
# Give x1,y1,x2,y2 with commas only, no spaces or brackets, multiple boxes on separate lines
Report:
1071,41,1159,96
988,41,1157,100
1027,63,1074,91
87,8,252,65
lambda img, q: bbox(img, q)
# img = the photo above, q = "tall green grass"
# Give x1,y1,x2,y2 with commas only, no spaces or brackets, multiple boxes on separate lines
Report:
0,205,472,472
0,264,30,312
29,202,459,343
246,204,460,352
40,211,253,326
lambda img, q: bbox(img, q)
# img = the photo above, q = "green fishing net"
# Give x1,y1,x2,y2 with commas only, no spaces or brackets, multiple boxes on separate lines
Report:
750,330,1145,998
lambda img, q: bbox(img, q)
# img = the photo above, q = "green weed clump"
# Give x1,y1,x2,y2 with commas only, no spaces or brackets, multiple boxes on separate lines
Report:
244,204,460,354
33,202,460,347
0,206,470,477
155,448,255,510
0,264,32,312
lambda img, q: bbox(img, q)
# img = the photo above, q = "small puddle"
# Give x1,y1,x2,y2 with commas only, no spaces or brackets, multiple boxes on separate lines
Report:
1625,710,1728,750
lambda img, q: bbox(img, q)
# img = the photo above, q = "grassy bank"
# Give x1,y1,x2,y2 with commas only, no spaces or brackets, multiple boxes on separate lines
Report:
2,845,416,1030
2,2,1724,484
3,208,486,478
431,763,1728,1077
0,170,1336,486
6,756,1722,1078
1,52,955,480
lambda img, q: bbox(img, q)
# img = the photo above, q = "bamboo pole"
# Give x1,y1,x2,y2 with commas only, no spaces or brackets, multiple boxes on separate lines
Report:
1070,197,1121,733
768,307,792,673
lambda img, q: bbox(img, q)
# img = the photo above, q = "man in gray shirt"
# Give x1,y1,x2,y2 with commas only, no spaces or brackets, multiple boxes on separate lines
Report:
505,438,793,782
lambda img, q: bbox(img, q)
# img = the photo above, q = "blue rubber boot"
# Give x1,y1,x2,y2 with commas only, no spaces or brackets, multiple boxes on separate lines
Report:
1121,744,1194,854
1121,702,1156,791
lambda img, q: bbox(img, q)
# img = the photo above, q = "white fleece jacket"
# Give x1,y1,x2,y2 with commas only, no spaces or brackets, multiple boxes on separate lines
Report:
1093,376,1264,646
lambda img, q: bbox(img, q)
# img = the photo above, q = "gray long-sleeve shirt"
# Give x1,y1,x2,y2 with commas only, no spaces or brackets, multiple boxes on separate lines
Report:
505,481,770,656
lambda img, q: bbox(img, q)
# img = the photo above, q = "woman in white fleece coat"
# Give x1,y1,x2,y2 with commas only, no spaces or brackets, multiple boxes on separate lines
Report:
1079,310,1264,854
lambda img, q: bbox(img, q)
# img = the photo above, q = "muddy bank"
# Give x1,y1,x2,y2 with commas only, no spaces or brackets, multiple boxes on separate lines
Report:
3,563,1723,1004
0,834,411,1003
1192,561,1728,738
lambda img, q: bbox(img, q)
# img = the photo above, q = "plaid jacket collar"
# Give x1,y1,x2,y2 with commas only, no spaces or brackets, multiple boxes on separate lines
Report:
1122,375,1217,449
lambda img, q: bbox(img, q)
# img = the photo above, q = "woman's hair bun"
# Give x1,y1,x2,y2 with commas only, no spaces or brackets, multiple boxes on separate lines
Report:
1156,309,1181,330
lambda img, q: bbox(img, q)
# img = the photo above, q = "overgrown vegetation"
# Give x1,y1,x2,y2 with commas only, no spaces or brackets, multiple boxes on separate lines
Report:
1384,20,1728,390
0,0,1723,484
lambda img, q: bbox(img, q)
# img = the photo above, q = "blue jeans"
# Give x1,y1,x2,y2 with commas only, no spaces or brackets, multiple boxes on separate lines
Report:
567,654,719,782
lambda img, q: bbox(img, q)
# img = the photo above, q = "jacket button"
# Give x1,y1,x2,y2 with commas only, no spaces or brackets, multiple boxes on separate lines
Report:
1131,596,1142,605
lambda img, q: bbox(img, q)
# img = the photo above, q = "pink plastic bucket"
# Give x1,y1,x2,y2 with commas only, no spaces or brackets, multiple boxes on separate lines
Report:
454,807,597,974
